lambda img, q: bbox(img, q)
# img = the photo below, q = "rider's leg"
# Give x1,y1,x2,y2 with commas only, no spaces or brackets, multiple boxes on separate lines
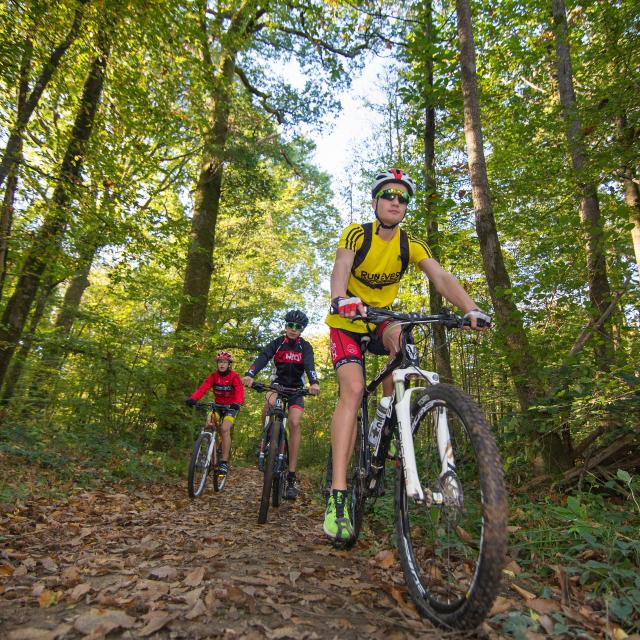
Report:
287,406,303,473
262,392,276,427
220,417,233,463
330,362,364,490
381,321,402,396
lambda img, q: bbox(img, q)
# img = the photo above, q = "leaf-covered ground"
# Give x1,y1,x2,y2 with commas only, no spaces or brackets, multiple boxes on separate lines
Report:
0,464,633,639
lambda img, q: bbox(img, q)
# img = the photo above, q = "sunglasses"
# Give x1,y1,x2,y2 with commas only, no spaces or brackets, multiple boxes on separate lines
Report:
286,322,304,331
377,188,411,205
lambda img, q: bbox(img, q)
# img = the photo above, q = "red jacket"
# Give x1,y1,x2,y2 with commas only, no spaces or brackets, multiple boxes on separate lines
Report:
190,369,244,405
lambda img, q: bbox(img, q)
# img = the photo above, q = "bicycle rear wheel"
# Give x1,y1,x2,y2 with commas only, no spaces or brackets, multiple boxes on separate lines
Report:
188,432,212,498
258,416,280,524
395,383,507,630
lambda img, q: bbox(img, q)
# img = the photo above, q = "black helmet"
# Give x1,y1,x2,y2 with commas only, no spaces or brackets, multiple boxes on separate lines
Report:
284,309,308,329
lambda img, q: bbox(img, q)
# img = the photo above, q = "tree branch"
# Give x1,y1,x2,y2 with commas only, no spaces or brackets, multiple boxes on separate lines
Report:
234,66,285,124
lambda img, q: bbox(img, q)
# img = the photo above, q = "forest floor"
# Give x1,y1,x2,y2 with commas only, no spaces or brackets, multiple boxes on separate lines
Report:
0,462,631,640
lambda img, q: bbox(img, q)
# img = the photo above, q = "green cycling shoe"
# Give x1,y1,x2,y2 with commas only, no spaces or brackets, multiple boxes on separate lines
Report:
323,490,354,542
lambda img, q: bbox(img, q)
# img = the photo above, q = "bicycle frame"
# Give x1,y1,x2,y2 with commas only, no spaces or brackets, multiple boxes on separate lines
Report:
361,310,459,504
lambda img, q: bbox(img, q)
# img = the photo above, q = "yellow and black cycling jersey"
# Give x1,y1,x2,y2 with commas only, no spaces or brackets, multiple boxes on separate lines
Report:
326,222,432,334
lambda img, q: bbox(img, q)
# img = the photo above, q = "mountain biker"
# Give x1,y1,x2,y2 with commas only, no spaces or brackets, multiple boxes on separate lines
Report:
324,168,491,542
242,310,320,500
186,351,244,481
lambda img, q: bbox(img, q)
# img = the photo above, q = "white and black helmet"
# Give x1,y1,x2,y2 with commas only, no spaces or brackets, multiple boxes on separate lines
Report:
371,168,416,198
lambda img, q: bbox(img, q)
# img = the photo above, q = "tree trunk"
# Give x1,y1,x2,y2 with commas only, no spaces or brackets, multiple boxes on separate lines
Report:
174,52,235,339
423,0,453,383
28,243,97,405
0,2,88,191
551,0,614,369
0,32,110,388
1,280,56,406
616,115,640,277
0,38,32,301
455,0,567,471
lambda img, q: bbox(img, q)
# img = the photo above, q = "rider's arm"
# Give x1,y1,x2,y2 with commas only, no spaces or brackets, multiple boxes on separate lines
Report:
302,341,320,386
330,248,366,317
245,337,280,379
418,258,479,314
189,372,215,402
232,372,245,405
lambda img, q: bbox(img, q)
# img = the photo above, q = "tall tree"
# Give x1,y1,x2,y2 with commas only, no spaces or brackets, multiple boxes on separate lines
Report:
455,0,566,470
551,0,614,369
0,9,112,387
421,0,453,383
0,38,31,300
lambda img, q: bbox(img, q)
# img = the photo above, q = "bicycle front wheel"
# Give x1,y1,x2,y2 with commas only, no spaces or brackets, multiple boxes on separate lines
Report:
258,417,280,524
188,432,212,498
395,383,507,630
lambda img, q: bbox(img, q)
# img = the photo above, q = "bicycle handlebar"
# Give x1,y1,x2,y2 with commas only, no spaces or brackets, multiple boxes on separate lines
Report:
249,381,311,397
194,401,235,412
336,305,490,330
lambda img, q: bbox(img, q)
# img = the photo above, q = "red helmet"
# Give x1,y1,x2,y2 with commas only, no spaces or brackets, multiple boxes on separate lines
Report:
216,351,233,363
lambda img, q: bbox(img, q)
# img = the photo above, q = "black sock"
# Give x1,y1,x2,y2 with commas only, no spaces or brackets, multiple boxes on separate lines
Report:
287,471,296,481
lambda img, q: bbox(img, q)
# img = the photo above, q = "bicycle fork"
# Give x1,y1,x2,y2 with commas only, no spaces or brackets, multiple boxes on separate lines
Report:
393,368,457,505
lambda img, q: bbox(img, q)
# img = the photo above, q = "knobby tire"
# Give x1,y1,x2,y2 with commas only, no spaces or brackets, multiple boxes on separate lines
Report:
187,432,212,499
395,383,507,630
258,416,280,524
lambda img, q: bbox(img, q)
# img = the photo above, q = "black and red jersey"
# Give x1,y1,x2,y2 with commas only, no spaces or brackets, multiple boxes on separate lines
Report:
189,369,245,405
246,335,319,388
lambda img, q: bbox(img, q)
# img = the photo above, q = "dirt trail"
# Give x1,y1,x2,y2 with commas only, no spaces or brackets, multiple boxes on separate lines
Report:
1,467,454,639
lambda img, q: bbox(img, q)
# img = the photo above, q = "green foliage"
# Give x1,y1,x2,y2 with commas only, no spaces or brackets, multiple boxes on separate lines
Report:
509,478,640,633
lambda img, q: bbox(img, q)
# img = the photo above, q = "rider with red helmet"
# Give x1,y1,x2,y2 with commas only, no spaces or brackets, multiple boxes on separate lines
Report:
186,351,244,481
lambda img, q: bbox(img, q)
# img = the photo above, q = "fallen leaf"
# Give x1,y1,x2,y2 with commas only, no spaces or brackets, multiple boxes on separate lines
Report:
186,600,206,620
375,549,395,569
138,611,174,637
528,598,560,615
74,608,135,635
183,566,205,587
13,565,27,577
69,583,92,602
148,565,177,581
182,587,204,607
612,626,629,640
40,557,58,572
0,564,15,576
538,614,555,635
512,583,536,600
204,588,218,608
61,566,81,584
38,590,59,608
289,570,301,585
8,628,52,640
490,595,515,615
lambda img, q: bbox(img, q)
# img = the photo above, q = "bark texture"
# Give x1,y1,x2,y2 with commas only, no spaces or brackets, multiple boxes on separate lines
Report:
423,0,453,383
456,0,567,470
552,0,614,368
